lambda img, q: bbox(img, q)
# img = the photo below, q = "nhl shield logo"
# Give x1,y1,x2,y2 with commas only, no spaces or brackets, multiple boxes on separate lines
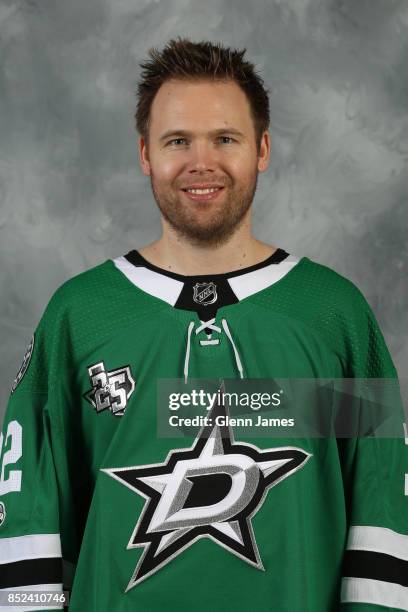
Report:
0,501,6,526
193,282,217,306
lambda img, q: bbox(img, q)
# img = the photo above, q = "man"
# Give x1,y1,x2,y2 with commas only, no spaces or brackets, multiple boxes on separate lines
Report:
0,37,407,611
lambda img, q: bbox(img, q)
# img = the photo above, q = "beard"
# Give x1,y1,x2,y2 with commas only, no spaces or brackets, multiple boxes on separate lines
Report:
149,168,259,248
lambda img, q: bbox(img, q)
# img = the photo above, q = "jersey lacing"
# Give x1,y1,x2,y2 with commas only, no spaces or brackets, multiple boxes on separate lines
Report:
184,318,244,383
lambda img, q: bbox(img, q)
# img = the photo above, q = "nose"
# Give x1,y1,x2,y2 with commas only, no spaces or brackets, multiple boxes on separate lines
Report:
187,141,218,173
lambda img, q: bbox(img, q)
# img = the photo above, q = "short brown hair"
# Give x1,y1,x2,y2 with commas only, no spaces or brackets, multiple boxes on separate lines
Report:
134,37,270,153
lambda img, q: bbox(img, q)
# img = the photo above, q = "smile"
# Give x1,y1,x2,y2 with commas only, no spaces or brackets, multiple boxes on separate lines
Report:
181,187,224,201
185,187,221,194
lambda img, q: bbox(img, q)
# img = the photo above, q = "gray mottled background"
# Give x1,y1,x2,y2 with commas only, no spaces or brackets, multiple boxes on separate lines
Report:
0,0,407,416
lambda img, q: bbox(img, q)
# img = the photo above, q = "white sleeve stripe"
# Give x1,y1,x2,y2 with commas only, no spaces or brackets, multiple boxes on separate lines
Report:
347,526,408,562
0,534,61,565
0,584,64,611
341,577,408,611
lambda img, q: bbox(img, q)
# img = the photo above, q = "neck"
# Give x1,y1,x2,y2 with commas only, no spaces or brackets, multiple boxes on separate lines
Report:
138,219,277,276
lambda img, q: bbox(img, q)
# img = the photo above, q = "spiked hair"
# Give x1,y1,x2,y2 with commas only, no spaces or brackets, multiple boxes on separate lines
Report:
134,37,270,153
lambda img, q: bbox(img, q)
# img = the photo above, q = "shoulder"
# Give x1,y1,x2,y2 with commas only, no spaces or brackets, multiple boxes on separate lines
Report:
37,259,115,325
36,256,167,352
43,255,161,315
293,256,369,310
292,256,395,377
258,254,373,327
291,254,378,325
52,258,115,302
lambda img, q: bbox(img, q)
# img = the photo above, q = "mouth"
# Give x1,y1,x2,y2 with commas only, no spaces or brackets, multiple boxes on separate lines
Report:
181,187,225,202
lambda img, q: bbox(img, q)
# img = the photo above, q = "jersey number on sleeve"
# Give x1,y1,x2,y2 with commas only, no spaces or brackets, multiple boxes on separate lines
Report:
0,420,22,495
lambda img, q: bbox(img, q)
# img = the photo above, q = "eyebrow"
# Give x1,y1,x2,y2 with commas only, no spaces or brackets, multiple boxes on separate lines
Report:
159,128,246,142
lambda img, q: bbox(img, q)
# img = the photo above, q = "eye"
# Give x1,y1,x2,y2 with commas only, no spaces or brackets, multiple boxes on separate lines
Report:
219,136,234,144
166,136,236,146
167,138,187,146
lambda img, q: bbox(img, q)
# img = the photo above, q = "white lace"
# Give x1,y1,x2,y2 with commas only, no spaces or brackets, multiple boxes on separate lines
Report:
184,317,244,383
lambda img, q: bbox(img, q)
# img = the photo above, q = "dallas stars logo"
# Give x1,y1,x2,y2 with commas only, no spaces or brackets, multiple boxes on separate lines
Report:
102,382,311,590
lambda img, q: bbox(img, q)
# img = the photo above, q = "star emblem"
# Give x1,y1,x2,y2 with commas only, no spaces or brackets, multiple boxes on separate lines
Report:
102,381,311,590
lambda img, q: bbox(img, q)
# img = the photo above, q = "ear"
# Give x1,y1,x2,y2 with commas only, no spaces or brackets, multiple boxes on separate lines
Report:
139,136,151,176
257,131,271,173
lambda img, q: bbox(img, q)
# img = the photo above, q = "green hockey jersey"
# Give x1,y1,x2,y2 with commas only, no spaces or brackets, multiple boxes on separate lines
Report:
0,248,407,611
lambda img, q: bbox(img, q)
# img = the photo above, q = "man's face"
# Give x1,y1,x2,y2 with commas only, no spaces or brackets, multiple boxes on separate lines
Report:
139,78,270,246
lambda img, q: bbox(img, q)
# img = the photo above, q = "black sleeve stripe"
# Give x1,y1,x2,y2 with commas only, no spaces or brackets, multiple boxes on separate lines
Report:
0,557,62,589
343,550,408,588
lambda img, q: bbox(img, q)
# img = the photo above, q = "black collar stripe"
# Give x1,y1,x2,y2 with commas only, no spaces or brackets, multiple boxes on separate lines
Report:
124,248,290,281
113,250,300,306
